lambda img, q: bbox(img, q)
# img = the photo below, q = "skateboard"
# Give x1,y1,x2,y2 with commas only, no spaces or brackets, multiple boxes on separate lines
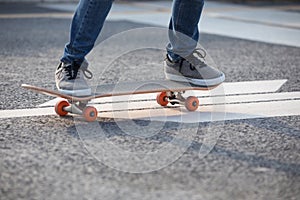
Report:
22,80,219,122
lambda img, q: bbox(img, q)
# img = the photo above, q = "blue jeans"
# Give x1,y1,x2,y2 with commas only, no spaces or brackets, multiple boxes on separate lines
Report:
61,0,204,64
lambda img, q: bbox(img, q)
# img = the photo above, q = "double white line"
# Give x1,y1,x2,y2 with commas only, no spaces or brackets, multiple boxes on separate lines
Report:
1,79,299,123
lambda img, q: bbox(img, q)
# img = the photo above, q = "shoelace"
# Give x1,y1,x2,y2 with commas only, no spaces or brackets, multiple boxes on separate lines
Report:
57,63,93,80
77,63,93,80
180,48,207,71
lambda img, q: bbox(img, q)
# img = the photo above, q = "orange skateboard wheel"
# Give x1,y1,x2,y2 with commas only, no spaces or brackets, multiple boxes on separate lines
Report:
185,96,199,111
156,92,169,106
55,100,70,116
83,106,98,122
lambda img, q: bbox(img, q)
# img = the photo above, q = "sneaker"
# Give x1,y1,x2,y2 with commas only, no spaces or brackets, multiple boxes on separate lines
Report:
164,48,225,87
55,59,93,96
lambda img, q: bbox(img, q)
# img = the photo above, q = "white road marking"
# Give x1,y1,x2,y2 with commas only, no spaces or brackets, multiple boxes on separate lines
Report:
99,100,300,123
0,13,73,19
38,80,287,107
1,80,299,123
106,3,300,47
2,2,298,47
199,92,300,105
91,92,300,112
0,108,55,119
2,99,299,122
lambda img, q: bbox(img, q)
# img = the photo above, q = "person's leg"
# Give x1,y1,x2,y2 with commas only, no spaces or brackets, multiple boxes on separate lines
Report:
61,0,114,64
167,0,204,60
56,0,113,96
165,0,225,86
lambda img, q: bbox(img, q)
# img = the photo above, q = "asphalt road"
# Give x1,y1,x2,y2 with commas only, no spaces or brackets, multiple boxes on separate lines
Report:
0,3,299,200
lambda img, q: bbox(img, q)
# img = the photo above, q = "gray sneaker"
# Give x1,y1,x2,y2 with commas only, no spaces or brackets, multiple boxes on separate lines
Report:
164,48,225,87
55,59,93,96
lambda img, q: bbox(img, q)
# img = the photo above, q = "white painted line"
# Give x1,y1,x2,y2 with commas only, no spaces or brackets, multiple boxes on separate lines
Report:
207,9,300,29
200,92,300,105
100,100,300,123
0,107,55,119
0,13,73,19
108,12,300,47
36,2,300,47
5,79,292,122
38,98,65,108
38,80,287,107
2,98,299,122
200,17,300,48
91,92,300,112
216,79,286,95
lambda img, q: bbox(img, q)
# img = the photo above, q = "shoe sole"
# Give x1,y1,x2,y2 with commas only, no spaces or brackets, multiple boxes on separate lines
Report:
165,72,225,87
57,88,92,97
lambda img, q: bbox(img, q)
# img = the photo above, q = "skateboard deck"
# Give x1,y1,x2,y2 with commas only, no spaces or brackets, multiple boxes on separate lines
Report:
22,80,219,121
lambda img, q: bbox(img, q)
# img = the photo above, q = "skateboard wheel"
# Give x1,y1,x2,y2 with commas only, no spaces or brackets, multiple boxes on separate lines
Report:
83,106,98,122
55,100,70,116
185,96,199,111
156,92,169,106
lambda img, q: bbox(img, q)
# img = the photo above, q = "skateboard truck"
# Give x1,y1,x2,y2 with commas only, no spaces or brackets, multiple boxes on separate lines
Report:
156,91,199,111
55,100,98,122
